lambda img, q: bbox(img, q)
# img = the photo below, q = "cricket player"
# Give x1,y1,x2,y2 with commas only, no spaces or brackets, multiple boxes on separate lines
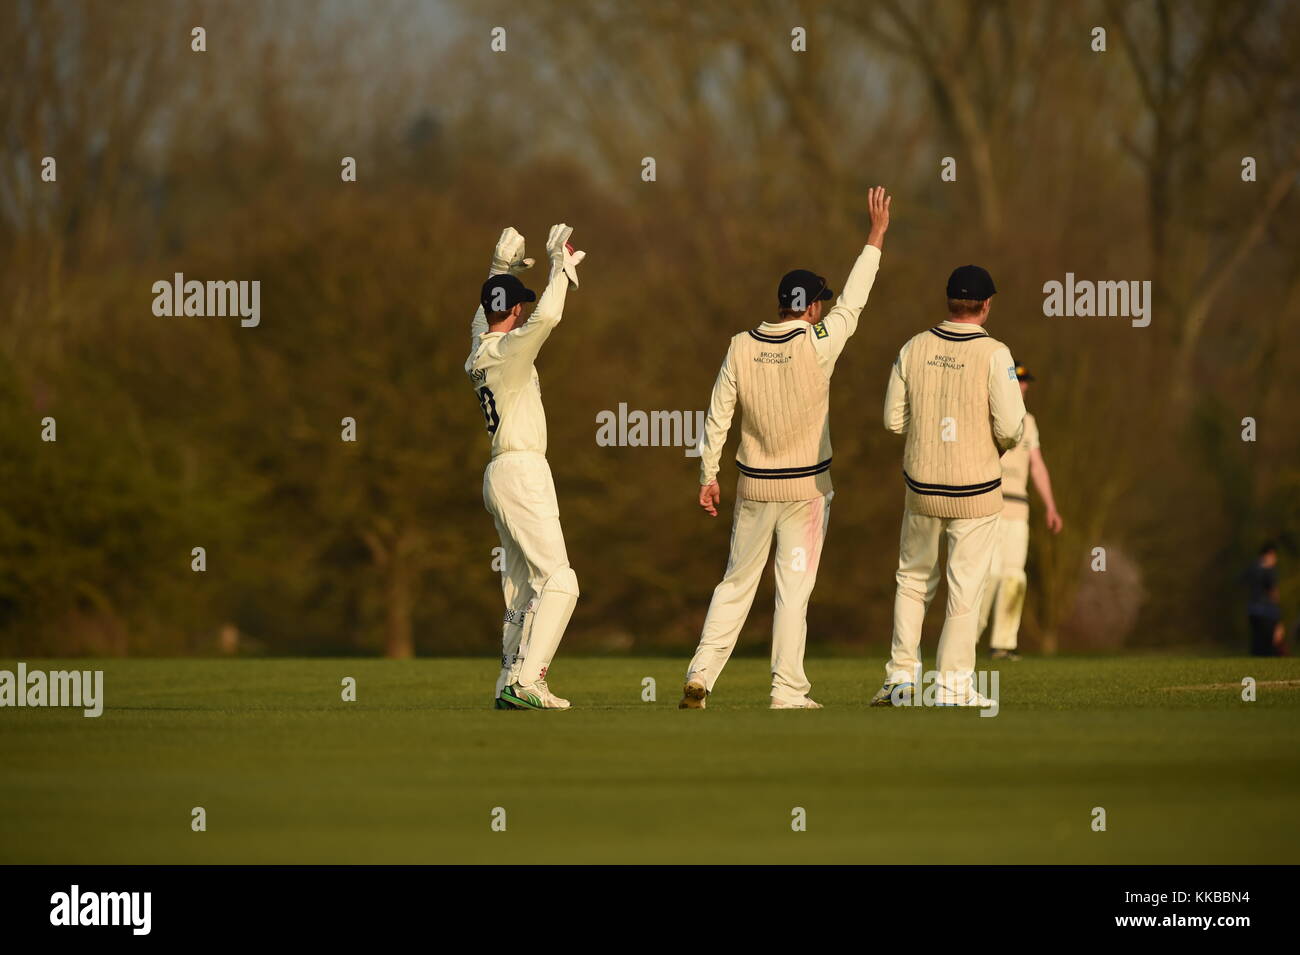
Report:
680,186,891,710
976,363,1063,660
873,265,1025,707
466,225,585,710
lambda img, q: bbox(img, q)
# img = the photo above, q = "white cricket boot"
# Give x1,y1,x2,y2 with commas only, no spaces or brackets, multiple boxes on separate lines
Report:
936,690,996,707
534,666,569,708
501,678,570,710
771,697,823,709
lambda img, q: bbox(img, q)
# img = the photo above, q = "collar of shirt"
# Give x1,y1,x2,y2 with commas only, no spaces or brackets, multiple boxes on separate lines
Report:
757,319,812,333
938,319,988,335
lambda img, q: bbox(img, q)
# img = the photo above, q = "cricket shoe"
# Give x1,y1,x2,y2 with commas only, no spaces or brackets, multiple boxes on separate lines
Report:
678,677,708,709
534,666,569,708
870,682,914,707
936,690,997,707
536,679,570,708
770,698,822,709
990,648,1021,661
493,697,519,710
500,681,570,710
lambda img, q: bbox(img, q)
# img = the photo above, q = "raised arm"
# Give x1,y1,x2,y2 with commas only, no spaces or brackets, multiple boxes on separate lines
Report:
471,227,534,342
488,224,585,364
697,343,738,517
530,224,577,325
814,186,891,372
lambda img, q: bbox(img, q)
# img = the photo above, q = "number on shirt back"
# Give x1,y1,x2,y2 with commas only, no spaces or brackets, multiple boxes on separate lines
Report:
476,386,500,434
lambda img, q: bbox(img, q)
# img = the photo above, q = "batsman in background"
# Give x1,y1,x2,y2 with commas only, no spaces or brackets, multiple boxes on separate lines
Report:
874,265,1025,708
466,225,585,710
976,363,1063,660
680,186,891,710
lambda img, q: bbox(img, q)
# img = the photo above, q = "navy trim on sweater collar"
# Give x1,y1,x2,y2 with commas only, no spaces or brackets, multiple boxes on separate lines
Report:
929,323,988,343
749,327,807,343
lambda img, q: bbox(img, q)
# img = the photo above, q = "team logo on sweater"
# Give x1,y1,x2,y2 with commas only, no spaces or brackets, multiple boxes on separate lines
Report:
925,353,965,371
812,321,828,339
754,350,792,365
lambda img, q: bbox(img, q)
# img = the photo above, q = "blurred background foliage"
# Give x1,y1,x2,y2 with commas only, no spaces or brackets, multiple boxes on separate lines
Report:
1,0,1297,657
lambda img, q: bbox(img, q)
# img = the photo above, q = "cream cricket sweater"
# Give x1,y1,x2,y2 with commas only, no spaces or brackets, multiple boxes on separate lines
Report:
883,320,1026,518
696,245,883,502
730,325,833,501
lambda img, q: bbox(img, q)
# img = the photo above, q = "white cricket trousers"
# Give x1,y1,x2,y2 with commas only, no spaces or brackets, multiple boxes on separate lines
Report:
686,492,832,705
886,509,999,700
483,451,579,692
978,517,1030,650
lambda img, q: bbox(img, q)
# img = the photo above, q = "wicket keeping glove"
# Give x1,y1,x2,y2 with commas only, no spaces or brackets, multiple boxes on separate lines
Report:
545,223,585,290
490,226,535,276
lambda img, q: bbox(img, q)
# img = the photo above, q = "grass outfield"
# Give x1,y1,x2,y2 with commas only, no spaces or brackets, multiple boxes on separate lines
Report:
2,655,1299,864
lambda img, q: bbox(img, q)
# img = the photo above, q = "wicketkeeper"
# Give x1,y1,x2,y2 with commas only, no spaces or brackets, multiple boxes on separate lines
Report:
466,225,585,710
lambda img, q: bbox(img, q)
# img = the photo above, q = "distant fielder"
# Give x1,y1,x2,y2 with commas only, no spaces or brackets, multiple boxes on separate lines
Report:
466,225,585,710
976,363,1063,660
681,186,891,709
874,265,1025,707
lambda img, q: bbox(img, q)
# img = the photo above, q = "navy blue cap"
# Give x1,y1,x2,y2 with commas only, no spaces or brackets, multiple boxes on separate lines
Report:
481,274,536,312
946,265,996,300
778,269,833,310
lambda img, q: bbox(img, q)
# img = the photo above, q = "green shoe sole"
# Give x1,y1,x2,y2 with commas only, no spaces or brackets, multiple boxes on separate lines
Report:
500,687,544,710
